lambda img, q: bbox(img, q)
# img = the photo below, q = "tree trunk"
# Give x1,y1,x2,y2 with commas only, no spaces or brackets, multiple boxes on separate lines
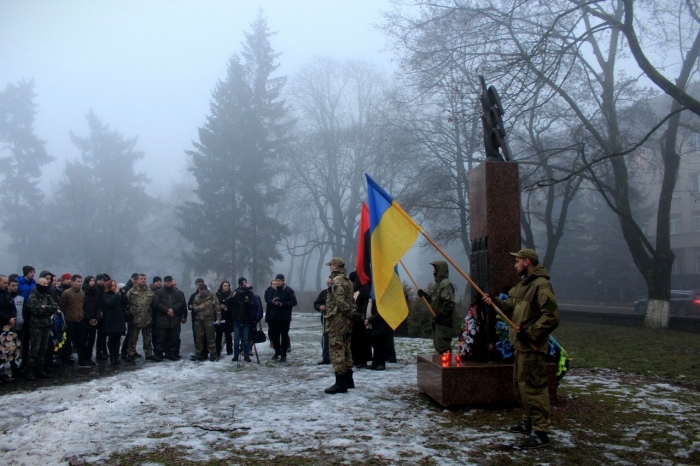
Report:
645,300,670,329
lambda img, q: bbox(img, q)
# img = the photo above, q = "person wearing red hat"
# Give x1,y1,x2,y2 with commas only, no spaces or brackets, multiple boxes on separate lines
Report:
56,273,73,300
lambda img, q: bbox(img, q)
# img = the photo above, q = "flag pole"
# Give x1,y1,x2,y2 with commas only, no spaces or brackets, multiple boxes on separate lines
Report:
399,259,436,318
419,230,538,350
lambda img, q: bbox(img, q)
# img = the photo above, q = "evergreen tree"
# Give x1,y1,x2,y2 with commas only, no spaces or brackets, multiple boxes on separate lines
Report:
48,109,157,276
0,79,53,267
178,14,290,286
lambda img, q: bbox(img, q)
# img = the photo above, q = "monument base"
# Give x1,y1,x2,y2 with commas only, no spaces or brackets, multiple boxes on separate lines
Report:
416,354,558,408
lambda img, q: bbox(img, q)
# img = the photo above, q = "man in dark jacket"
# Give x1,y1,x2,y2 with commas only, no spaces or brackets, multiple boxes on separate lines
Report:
82,277,101,365
153,276,186,361
265,274,297,363
313,276,332,365
172,279,186,359
418,261,455,354
95,273,109,360
484,248,560,449
225,277,253,362
150,276,162,350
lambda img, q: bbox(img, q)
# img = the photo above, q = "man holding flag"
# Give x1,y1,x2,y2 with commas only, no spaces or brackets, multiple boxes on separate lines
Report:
417,261,455,354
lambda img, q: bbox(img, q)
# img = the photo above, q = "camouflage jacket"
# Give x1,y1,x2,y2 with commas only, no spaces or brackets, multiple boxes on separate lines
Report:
494,263,560,354
192,290,221,322
325,267,355,335
127,285,154,327
26,289,58,328
430,261,455,326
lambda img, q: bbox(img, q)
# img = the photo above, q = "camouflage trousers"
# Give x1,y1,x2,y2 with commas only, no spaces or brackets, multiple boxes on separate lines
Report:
27,326,50,371
514,350,551,433
329,332,352,374
194,319,216,357
128,325,153,357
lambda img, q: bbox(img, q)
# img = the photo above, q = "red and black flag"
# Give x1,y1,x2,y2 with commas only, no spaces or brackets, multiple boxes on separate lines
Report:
356,202,371,285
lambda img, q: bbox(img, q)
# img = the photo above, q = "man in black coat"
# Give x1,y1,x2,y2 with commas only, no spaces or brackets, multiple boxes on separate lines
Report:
313,276,332,365
265,274,297,363
153,276,186,361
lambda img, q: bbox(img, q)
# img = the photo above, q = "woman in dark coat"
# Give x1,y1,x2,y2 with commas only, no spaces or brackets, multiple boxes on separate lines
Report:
100,280,128,365
349,272,372,369
215,281,233,356
82,276,100,365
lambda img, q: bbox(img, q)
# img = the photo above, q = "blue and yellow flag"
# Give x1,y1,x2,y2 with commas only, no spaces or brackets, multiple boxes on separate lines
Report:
366,174,421,330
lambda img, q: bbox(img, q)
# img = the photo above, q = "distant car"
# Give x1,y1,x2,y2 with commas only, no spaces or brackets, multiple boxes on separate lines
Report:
633,290,700,316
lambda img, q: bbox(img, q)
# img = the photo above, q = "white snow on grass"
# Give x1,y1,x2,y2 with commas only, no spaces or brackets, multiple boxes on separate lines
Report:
2,317,699,464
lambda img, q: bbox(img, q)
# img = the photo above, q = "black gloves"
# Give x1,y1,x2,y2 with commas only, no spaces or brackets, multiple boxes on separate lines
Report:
516,327,534,346
417,289,428,299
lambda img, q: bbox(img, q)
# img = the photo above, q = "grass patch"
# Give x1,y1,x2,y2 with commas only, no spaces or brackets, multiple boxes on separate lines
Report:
552,321,700,384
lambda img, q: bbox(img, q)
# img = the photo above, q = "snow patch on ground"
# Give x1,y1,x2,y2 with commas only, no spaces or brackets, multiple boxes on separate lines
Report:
1,317,699,464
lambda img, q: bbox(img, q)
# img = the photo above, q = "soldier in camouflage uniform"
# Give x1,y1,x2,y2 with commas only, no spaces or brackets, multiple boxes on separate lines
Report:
324,257,355,394
192,283,221,361
484,249,560,449
126,274,156,362
25,277,58,380
418,260,455,354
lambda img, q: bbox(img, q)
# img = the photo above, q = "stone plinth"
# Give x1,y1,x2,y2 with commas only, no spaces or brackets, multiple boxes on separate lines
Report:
417,354,558,408
468,161,521,296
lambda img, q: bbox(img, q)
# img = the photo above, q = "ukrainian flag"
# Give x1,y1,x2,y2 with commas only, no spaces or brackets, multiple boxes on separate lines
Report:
366,174,421,330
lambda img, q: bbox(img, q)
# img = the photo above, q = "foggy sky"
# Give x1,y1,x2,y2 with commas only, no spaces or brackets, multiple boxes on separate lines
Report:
0,0,394,193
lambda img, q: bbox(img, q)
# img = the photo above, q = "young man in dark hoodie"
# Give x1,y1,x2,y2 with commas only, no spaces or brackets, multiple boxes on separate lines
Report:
418,260,455,355
483,248,560,449
95,274,109,360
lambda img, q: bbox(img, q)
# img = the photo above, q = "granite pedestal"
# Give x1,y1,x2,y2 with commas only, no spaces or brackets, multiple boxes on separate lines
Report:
417,354,558,408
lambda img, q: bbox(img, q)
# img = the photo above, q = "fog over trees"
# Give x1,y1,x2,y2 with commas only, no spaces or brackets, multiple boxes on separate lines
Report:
2,1,700,328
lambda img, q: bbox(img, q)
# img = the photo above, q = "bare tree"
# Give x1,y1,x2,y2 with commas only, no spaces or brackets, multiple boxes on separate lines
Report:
385,0,700,328
285,58,393,272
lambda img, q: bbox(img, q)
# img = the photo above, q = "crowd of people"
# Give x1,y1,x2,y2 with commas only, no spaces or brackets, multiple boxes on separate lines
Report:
0,261,399,399
0,266,308,382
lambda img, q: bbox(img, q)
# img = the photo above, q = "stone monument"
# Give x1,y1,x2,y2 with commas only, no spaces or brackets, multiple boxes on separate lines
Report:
416,77,557,407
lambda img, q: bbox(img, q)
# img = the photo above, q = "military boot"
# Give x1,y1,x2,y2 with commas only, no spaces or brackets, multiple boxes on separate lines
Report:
345,369,355,389
509,420,532,435
519,431,550,449
324,372,348,394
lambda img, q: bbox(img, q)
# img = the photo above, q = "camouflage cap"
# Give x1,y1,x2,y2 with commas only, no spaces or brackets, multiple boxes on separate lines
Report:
510,248,539,263
325,257,345,267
